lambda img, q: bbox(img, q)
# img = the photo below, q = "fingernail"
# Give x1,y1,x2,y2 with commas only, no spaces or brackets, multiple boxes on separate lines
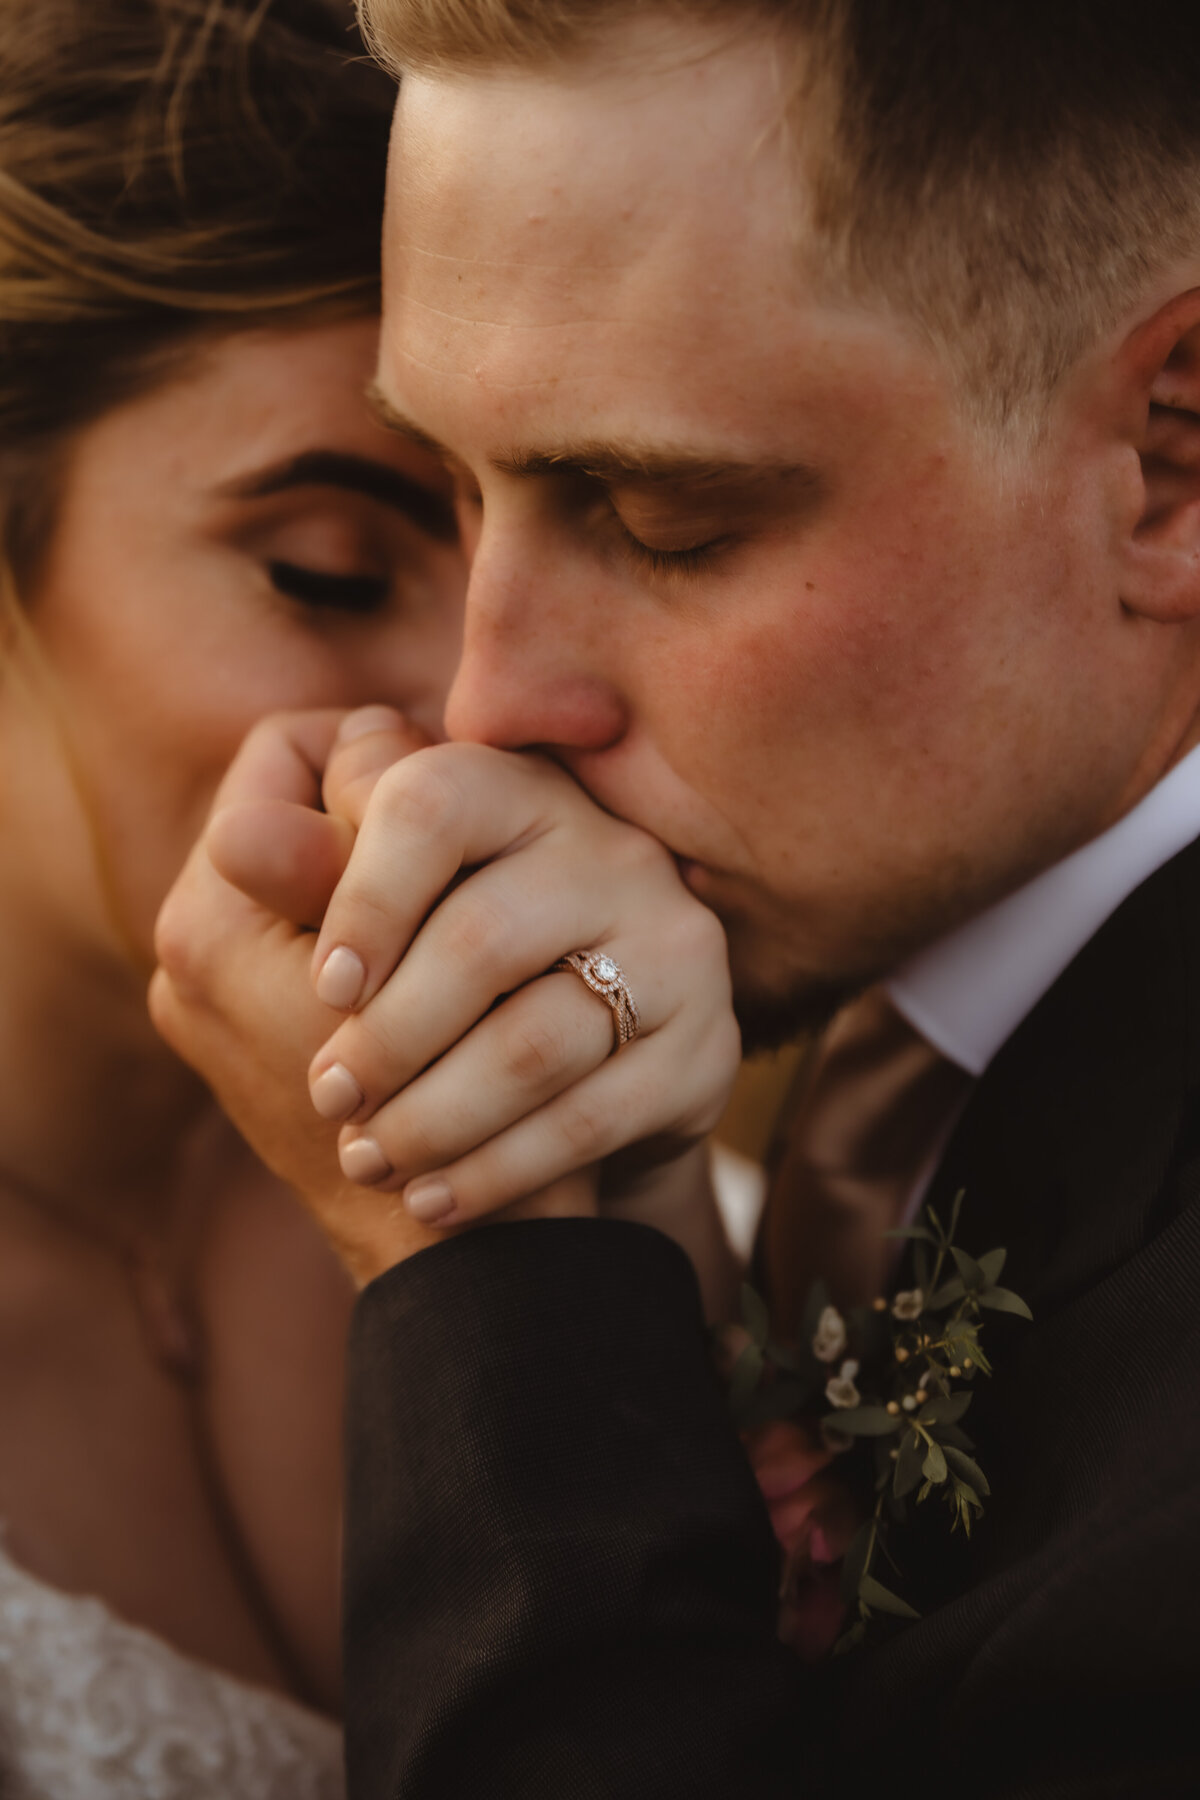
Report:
335,704,406,745
315,946,366,1010
405,1180,456,1224
310,1062,364,1122
339,1136,392,1185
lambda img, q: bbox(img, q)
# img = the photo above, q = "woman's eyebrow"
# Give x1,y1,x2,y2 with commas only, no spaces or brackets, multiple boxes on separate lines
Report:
218,449,458,542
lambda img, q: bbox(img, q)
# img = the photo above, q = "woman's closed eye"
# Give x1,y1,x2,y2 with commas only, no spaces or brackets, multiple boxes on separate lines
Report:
267,559,390,615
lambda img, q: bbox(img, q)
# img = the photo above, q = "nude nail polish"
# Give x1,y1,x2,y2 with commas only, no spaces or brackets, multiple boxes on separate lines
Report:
339,1136,392,1186
405,1181,456,1224
316,946,366,1011
310,1063,363,1122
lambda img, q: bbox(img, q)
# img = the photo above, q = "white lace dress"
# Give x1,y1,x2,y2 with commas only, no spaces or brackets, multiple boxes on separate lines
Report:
0,1536,345,1799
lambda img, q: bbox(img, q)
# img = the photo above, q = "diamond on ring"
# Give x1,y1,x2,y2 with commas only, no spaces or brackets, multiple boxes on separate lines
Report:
554,949,642,1051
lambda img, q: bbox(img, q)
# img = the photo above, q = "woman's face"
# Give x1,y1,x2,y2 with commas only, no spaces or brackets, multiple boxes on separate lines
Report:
0,315,465,966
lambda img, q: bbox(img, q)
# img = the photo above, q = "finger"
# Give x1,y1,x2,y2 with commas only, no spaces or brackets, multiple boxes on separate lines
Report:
198,708,366,928
321,704,435,829
309,743,583,1010
313,975,614,1179
212,708,349,812
336,1027,725,1227
208,801,355,927
308,849,663,1109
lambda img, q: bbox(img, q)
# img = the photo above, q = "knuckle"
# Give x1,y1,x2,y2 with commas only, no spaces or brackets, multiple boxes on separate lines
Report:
440,891,512,974
673,896,731,970
370,750,459,842
501,1009,568,1089
152,897,206,999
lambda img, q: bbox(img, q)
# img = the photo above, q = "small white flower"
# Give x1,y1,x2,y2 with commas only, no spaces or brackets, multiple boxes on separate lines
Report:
825,1360,861,1410
812,1305,848,1364
901,1393,918,1411
891,1288,925,1322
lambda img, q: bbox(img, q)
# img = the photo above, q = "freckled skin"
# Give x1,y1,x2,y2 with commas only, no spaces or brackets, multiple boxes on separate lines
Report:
378,24,1200,1034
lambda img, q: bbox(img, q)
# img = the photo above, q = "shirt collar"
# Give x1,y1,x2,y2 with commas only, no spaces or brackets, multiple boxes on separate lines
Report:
886,743,1200,1077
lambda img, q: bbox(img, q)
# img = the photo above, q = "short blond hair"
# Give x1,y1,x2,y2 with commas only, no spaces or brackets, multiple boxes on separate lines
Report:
358,0,1200,433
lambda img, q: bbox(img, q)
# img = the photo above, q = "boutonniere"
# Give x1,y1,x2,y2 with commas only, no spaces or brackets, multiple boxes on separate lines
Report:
716,1190,1031,1654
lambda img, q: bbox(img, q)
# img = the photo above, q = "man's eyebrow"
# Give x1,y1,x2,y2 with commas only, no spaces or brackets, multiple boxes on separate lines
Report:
219,449,458,542
366,385,817,492
495,445,816,490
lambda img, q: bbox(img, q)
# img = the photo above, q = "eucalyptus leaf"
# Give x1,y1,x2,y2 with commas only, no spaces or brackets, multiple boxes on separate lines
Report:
914,1241,932,1293
943,1445,990,1496
928,1276,966,1308
948,1188,965,1241
740,1283,770,1349
977,1247,1007,1285
922,1441,948,1483
918,1392,972,1425
950,1477,981,1509
839,1519,875,1606
893,1429,926,1499
858,1574,920,1620
823,1405,900,1437
951,1245,986,1291
934,1422,976,1453
765,1340,799,1373
833,1620,867,1657
979,1286,1033,1320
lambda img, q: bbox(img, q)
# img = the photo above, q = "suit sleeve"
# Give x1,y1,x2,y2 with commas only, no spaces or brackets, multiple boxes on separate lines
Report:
341,1217,817,1799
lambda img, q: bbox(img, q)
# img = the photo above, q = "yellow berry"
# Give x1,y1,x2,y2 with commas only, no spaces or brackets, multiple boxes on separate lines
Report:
914,1389,928,1405
886,1400,901,1416
872,1296,888,1312
895,1346,910,1363
949,1365,962,1378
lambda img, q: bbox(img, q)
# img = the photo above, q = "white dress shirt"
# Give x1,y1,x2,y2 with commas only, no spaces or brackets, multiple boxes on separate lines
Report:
884,740,1200,1216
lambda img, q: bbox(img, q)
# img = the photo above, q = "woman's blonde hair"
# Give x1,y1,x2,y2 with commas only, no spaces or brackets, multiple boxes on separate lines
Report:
0,0,396,960
0,0,395,573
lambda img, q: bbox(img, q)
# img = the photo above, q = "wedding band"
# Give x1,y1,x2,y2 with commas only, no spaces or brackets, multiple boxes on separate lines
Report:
554,950,642,1052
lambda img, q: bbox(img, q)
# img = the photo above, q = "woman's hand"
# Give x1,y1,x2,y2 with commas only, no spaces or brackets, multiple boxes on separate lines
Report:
297,708,741,1237
152,706,741,1288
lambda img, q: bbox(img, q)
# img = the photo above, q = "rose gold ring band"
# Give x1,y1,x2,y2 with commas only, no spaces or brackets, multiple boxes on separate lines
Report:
554,949,642,1052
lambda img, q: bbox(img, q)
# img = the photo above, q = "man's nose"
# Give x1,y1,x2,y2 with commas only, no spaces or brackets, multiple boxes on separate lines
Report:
443,530,628,753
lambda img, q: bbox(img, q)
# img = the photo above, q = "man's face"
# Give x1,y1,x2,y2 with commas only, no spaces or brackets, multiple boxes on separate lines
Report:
377,22,1164,1037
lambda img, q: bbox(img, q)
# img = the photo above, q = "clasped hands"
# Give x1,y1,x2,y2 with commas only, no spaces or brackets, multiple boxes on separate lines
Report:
150,706,742,1289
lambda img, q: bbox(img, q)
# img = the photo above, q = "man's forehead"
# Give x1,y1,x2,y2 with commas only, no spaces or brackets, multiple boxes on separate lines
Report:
384,26,804,296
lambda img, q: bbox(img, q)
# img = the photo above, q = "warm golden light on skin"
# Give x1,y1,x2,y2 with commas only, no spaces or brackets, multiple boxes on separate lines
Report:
374,22,1200,1039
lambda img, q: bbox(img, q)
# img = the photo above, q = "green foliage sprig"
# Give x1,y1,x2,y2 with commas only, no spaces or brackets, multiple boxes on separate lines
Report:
720,1189,1031,1652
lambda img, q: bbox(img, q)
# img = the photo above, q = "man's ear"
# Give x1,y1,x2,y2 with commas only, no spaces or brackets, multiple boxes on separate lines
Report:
1119,285,1200,623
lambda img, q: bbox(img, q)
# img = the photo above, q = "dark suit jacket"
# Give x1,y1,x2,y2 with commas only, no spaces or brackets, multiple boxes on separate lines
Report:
342,834,1200,1798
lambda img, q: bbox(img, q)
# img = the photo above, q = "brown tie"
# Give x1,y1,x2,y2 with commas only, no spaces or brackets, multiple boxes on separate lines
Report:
761,986,973,1332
